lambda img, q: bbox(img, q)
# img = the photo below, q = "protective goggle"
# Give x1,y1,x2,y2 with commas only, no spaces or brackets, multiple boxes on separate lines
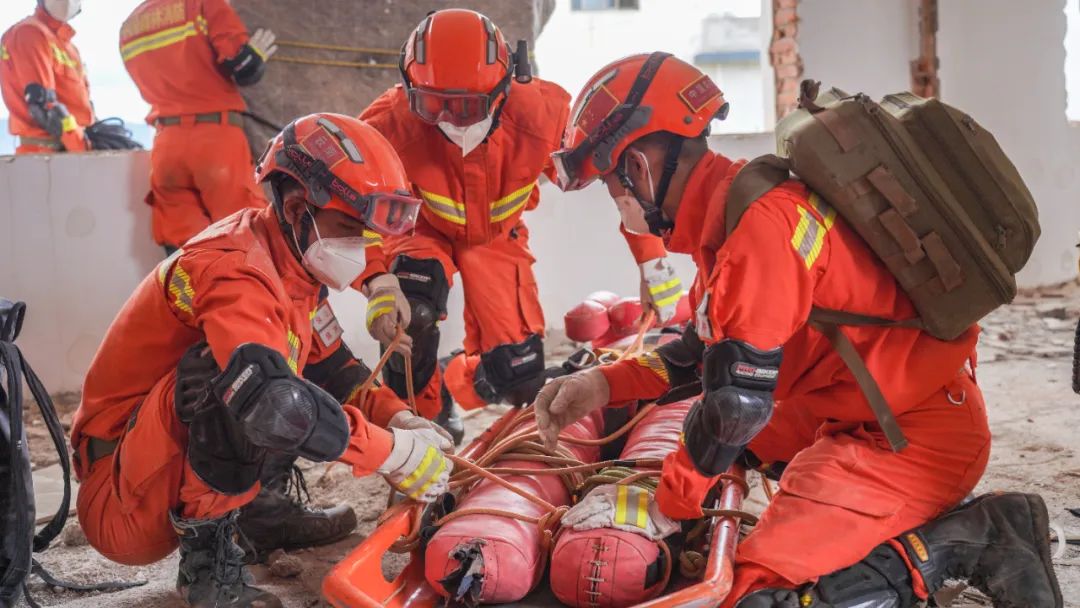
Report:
550,147,596,192
276,143,421,236
407,87,498,127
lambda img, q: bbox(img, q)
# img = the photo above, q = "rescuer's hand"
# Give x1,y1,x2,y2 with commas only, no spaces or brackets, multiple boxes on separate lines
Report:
365,273,413,356
563,484,679,540
388,410,454,453
638,257,683,324
249,28,279,60
377,427,452,502
532,367,610,450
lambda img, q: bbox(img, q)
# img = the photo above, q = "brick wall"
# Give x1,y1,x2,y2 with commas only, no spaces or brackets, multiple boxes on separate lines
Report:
911,0,940,97
770,0,803,119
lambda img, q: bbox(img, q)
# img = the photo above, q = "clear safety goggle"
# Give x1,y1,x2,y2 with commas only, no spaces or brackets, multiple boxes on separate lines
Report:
362,192,422,236
408,87,495,127
550,147,598,192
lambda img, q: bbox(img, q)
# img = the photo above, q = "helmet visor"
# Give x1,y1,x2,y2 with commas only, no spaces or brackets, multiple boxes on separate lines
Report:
364,192,421,236
409,87,492,127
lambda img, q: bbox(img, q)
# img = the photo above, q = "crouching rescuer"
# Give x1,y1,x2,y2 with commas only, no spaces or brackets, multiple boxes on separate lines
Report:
355,9,678,445
535,53,1062,607
71,114,453,608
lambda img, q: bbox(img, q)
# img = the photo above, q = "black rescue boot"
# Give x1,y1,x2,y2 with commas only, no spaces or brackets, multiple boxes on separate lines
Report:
737,544,917,608
237,454,357,556
897,492,1063,608
172,511,282,608
435,380,465,446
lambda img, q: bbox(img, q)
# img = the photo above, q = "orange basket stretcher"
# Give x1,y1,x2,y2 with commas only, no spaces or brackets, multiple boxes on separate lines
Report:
322,406,749,608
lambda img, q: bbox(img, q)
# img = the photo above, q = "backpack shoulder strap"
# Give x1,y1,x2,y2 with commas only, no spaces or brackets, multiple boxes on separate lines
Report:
21,354,71,551
724,154,791,235
808,319,909,452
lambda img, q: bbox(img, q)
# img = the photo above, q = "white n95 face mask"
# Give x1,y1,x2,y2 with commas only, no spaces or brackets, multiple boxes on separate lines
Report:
438,115,494,156
43,0,81,21
297,211,367,291
615,193,651,235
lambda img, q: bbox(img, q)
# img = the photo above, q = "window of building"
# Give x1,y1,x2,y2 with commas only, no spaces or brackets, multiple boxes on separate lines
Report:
570,0,639,11
1066,0,1080,122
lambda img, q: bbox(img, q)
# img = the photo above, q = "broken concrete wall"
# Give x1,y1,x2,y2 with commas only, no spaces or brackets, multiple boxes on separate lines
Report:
232,0,554,150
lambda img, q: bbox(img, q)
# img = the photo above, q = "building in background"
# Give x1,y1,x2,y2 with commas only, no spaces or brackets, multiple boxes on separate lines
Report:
535,0,772,134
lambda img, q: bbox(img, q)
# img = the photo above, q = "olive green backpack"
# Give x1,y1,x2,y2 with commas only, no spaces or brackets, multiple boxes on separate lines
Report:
726,80,1040,451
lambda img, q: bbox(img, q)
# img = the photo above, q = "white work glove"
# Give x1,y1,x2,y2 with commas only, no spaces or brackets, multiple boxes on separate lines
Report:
248,28,278,60
376,427,453,503
533,367,610,451
639,257,683,324
388,410,454,454
364,273,413,356
563,484,679,541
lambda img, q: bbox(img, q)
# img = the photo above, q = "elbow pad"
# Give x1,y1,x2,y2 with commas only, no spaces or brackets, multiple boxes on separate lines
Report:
682,340,782,476
222,44,267,86
24,83,73,138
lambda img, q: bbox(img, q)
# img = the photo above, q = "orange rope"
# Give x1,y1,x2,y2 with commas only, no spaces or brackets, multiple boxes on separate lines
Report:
615,309,657,362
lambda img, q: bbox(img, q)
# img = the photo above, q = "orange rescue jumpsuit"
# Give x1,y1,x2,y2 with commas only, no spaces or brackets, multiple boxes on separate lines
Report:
0,7,92,154
358,80,667,416
598,151,990,605
72,207,406,566
120,0,266,249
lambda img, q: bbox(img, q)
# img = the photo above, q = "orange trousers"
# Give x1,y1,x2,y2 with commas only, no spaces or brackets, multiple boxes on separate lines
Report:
75,371,257,566
384,219,545,418
722,369,990,606
146,121,266,248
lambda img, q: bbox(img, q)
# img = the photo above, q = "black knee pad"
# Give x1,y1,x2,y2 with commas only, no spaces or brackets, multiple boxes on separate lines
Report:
476,334,545,406
384,255,450,396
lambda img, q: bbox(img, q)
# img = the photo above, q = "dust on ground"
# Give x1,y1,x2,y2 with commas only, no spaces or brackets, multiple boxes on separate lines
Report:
17,282,1080,607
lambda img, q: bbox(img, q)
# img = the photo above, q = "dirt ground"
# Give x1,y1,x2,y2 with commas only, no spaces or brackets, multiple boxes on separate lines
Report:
17,282,1080,608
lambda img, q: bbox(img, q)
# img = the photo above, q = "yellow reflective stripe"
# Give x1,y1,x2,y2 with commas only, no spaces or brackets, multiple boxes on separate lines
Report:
120,21,201,62
309,308,318,321
286,330,301,373
632,352,669,382
366,295,396,328
790,207,826,270
50,44,78,69
615,485,629,525
648,277,681,295
60,114,77,133
489,182,536,223
362,229,383,248
809,193,836,230
1,45,9,61
653,291,683,309
399,446,439,490
167,262,195,314
636,488,648,528
420,189,467,225
195,16,208,34
409,454,447,499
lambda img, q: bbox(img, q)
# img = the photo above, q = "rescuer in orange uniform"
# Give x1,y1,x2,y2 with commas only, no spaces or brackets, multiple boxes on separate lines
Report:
72,114,454,608
0,0,93,154
357,9,681,444
534,54,1061,608
120,0,278,253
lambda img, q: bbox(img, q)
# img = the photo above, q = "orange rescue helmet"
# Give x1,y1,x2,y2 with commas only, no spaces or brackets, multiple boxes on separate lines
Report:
552,53,728,192
256,113,421,236
399,9,532,127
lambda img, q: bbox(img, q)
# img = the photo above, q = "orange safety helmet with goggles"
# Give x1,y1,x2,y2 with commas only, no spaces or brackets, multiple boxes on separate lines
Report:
256,113,421,237
399,8,532,128
553,52,728,235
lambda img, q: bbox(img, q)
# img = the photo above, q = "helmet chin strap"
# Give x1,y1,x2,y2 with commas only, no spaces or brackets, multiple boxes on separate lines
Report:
619,136,684,238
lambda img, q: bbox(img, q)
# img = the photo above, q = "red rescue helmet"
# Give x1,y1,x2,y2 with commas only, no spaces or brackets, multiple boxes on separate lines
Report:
552,53,728,192
256,113,421,236
399,9,532,127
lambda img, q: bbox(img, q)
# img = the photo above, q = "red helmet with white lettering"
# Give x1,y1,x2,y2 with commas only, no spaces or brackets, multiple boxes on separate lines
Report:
552,53,728,192
256,113,421,236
